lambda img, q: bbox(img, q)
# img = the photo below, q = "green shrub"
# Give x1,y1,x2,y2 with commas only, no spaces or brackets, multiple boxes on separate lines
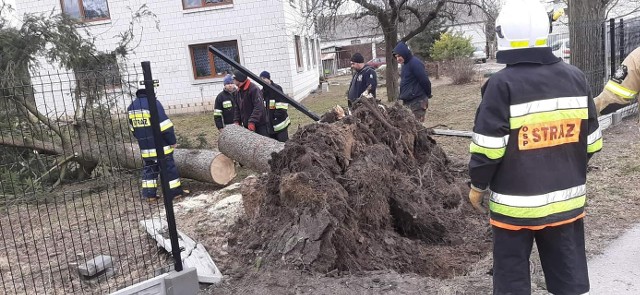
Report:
431,33,475,61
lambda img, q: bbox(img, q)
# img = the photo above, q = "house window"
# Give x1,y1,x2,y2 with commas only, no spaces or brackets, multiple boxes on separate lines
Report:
311,39,317,67
294,36,303,71
189,40,239,79
75,53,121,91
182,0,232,10
61,0,110,21
305,38,311,70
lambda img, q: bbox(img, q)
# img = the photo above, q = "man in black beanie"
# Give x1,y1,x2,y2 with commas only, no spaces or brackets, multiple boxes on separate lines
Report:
347,52,377,108
232,70,269,136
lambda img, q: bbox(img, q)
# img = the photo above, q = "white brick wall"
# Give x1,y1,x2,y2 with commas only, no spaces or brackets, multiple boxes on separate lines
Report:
15,0,320,116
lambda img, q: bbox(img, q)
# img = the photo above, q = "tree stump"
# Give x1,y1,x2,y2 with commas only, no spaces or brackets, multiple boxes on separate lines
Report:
218,125,285,173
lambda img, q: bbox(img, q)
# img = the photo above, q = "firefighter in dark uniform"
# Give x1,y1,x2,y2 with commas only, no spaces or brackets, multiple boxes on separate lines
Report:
259,71,290,142
127,78,187,203
214,74,237,130
467,1,602,294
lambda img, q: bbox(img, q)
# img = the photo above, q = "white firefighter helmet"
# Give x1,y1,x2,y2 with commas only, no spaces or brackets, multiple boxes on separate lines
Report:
495,0,549,51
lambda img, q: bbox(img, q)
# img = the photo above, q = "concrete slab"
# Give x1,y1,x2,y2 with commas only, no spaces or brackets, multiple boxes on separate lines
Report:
589,224,640,294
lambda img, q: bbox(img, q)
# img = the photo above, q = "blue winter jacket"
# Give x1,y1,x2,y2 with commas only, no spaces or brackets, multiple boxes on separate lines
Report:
392,42,432,101
127,91,177,158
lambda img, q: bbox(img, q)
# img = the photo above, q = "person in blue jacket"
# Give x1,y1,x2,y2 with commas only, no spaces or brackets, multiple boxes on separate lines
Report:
392,41,432,122
127,79,187,203
347,52,377,108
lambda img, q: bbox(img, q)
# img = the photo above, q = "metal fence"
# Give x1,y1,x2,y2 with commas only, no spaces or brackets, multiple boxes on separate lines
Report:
0,62,178,294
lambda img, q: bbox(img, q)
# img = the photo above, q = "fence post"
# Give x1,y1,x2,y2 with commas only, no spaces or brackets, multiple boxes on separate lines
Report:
610,18,616,76
140,61,183,272
601,21,606,74
619,18,625,61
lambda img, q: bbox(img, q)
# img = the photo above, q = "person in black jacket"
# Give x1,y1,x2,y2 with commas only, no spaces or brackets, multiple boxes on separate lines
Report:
467,1,601,294
214,74,237,131
392,41,432,122
260,71,290,142
232,70,269,136
347,53,377,108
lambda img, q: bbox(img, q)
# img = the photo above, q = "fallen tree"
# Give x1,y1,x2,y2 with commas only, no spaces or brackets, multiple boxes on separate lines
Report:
0,133,235,185
218,124,285,173
0,8,238,187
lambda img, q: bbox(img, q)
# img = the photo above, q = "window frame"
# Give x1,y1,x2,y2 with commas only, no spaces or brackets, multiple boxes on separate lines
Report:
311,38,317,67
305,37,311,70
294,35,304,72
189,40,240,80
60,0,111,22
182,0,233,10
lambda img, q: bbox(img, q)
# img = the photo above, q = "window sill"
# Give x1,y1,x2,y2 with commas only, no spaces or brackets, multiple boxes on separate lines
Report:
183,4,233,14
191,77,225,85
82,19,112,27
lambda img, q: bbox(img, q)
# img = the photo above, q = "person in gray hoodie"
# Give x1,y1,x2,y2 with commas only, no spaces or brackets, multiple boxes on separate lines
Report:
392,41,432,122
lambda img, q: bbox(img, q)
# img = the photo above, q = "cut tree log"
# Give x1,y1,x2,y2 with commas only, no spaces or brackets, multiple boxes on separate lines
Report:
218,124,285,173
173,149,235,186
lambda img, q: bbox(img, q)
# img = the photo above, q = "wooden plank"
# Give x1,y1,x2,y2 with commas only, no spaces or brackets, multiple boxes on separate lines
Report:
140,218,223,284
432,129,473,138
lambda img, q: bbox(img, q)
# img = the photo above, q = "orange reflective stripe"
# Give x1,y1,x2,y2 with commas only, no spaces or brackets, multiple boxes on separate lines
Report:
490,212,585,231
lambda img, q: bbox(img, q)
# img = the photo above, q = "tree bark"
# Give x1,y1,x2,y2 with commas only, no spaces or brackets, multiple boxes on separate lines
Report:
568,0,607,95
217,125,285,173
0,131,235,186
384,31,400,102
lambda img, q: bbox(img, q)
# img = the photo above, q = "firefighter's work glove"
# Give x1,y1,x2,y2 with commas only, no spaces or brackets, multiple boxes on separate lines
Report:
468,184,488,213
333,105,345,120
248,122,256,132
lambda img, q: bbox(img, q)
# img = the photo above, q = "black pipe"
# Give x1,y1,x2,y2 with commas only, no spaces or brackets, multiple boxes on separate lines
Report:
208,45,321,121
619,19,625,61
141,61,183,272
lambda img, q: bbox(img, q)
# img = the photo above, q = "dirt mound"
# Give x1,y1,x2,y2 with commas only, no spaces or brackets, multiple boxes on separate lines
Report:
232,97,490,278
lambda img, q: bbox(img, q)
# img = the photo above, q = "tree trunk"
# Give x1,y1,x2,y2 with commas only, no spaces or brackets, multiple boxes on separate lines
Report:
0,131,236,186
217,125,285,173
568,0,607,95
384,31,400,102
173,149,236,186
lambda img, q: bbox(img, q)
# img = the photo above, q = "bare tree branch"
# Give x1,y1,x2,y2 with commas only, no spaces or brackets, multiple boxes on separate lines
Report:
0,133,63,155
401,0,447,42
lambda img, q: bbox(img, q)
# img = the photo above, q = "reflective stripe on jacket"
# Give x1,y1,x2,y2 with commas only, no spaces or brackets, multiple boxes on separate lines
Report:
127,94,177,158
469,47,602,230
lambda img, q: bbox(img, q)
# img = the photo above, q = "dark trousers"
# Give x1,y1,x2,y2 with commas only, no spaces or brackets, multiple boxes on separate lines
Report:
270,127,289,142
254,124,269,137
141,154,183,199
402,97,428,122
492,219,589,295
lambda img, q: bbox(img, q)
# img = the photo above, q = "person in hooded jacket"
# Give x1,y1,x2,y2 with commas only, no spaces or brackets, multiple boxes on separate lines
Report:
392,41,432,122
232,70,269,137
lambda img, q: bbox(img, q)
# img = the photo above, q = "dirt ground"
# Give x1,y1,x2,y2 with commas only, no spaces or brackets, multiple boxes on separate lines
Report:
4,71,633,294
173,74,640,294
